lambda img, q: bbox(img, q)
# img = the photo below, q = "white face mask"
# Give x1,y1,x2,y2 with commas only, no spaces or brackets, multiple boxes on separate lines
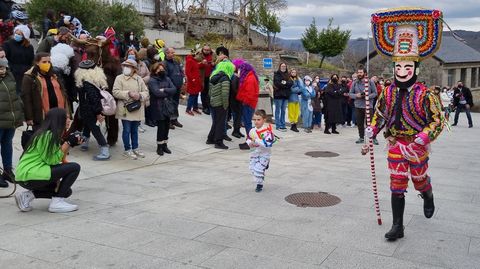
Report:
123,67,132,76
305,81,311,86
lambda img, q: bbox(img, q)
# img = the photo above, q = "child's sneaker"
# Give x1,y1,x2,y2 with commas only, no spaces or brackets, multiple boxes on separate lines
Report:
123,150,138,160
255,184,263,192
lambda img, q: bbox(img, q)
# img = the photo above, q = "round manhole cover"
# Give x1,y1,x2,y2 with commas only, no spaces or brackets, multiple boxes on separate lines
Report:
285,192,341,208
305,151,339,158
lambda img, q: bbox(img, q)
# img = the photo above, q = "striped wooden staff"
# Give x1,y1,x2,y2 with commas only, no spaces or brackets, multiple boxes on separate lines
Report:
364,77,382,225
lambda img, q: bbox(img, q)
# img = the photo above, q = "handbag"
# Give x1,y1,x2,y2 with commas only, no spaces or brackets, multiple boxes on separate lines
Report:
161,98,176,118
21,126,34,150
125,100,141,112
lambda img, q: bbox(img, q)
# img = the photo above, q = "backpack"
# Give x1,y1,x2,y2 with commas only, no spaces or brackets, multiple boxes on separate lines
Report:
98,89,116,116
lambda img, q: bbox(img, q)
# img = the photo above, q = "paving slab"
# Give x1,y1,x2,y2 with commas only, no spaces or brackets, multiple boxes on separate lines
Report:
0,108,479,268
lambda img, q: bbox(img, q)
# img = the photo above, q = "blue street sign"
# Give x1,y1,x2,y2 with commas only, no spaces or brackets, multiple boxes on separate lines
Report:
263,58,273,69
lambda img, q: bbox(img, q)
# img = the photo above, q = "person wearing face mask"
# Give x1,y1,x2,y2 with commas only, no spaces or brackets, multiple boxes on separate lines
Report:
147,62,177,156
300,76,316,133
112,59,150,160
273,62,293,131
287,69,302,132
452,81,473,128
349,67,377,143
0,58,24,188
125,48,150,84
440,87,451,121
121,31,140,58
324,74,345,134
3,24,34,95
22,52,70,131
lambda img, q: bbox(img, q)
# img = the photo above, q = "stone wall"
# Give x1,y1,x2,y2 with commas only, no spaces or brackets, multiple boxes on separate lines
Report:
471,89,480,112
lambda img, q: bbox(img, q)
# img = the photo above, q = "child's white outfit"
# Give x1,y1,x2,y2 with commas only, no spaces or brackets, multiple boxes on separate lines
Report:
246,124,276,186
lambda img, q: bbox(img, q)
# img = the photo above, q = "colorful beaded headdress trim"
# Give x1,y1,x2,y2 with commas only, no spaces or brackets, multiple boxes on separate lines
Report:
371,7,443,62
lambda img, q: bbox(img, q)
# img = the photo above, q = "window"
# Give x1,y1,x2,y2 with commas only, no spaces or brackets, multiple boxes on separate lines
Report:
472,68,478,88
461,68,467,84
448,69,455,87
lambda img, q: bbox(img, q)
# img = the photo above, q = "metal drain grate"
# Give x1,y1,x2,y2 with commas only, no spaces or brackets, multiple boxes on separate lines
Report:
305,151,339,158
285,192,341,208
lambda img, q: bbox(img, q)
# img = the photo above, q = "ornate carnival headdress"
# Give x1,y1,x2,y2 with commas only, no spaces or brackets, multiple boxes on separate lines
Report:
371,7,443,62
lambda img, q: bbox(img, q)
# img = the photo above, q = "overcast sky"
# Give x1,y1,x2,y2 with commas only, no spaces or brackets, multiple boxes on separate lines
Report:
278,0,480,39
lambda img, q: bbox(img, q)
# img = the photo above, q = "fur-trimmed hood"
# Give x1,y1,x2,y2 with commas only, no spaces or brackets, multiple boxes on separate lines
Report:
74,66,109,89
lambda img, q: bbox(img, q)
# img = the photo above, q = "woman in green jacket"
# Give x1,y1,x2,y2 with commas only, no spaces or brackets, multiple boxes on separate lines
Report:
14,108,83,213
0,58,24,188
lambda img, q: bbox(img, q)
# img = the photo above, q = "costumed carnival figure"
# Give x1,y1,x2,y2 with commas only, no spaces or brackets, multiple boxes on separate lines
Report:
364,8,445,240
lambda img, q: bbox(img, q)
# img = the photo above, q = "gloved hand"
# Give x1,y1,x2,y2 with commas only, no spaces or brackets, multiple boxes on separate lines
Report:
66,132,83,147
365,126,375,139
414,132,430,146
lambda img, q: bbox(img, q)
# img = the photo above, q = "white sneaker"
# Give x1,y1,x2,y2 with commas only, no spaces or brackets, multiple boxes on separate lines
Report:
133,149,145,158
15,191,35,212
123,150,137,160
138,125,146,133
48,197,78,213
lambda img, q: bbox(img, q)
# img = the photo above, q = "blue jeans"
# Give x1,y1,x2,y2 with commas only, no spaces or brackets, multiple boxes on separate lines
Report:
274,99,287,129
242,105,255,135
313,111,322,126
187,94,199,111
121,120,140,151
0,128,15,168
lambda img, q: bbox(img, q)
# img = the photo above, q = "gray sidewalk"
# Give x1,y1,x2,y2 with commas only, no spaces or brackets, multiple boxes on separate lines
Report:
0,107,479,269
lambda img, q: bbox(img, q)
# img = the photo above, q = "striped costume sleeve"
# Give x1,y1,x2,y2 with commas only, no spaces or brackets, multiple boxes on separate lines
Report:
422,91,445,142
370,86,388,133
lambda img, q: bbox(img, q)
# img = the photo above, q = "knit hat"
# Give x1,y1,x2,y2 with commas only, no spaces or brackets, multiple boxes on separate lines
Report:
14,24,30,41
79,60,96,69
304,75,312,82
121,58,138,69
0,58,8,68
154,39,165,49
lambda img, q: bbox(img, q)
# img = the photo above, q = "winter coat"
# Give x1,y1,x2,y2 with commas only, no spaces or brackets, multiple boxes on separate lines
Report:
0,71,24,128
185,55,203,95
209,71,230,109
324,83,345,124
3,39,34,92
78,81,103,123
21,67,69,126
288,78,302,103
36,36,56,53
163,58,184,90
453,86,474,107
112,74,149,121
237,71,259,109
136,61,150,84
312,86,323,112
273,70,293,99
230,75,242,112
196,52,217,79
147,74,177,121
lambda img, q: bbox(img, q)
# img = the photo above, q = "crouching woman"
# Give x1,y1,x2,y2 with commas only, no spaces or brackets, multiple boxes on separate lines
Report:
14,108,83,213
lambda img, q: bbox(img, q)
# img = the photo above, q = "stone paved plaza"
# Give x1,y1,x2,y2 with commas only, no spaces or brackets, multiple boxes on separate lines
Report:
0,108,479,269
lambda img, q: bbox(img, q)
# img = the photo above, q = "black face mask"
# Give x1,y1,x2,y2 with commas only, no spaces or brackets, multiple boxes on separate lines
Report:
157,71,166,77
332,78,338,83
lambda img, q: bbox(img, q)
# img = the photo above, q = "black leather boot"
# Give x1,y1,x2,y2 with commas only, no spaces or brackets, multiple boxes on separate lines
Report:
420,188,435,219
162,144,172,154
156,144,164,156
385,193,405,240
290,124,299,132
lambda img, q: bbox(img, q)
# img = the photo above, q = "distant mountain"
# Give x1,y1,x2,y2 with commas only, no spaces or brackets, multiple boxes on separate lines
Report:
276,31,480,53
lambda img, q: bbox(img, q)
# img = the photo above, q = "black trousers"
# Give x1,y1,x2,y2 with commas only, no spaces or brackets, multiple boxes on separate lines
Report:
231,101,242,132
171,88,180,121
325,123,337,132
156,118,170,142
83,118,107,146
208,106,227,143
355,108,372,139
19,163,80,198
201,77,210,110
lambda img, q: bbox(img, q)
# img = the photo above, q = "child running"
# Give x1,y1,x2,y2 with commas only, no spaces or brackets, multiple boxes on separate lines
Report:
246,109,277,192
